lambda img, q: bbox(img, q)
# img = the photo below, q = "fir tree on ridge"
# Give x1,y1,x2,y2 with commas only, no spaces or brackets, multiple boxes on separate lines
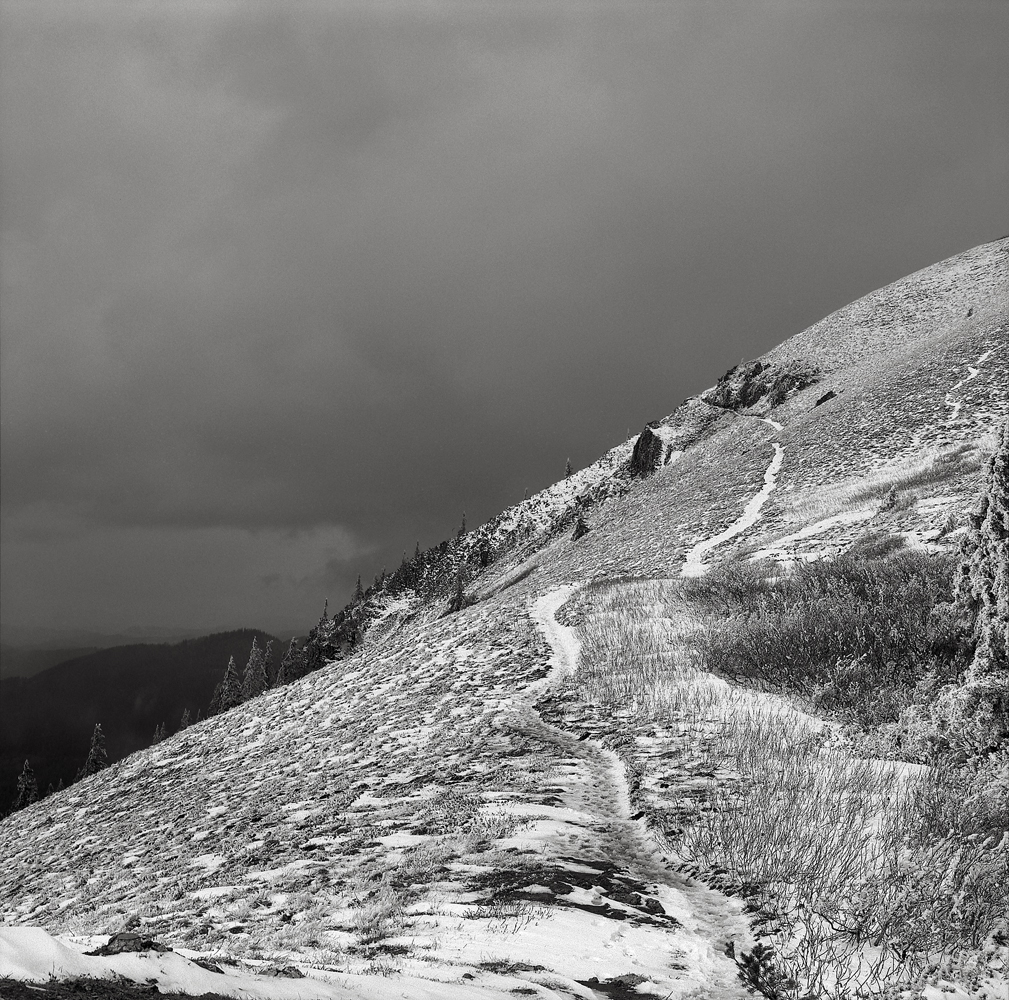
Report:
241,637,269,702
13,760,39,811
209,656,243,716
277,637,306,686
78,723,108,779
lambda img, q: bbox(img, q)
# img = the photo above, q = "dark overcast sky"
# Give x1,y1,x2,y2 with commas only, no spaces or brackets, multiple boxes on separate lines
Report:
2,1,1007,639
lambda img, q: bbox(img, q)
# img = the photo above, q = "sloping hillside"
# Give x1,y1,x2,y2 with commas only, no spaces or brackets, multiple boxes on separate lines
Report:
0,239,1006,999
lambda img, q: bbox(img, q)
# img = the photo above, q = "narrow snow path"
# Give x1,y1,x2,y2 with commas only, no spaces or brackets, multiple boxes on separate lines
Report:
528,586,579,696
522,588,751,1000
945,348,993,423
748,507,876,563
681,439,784,577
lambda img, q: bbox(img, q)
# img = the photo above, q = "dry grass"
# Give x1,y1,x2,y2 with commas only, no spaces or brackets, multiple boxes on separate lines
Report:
572,578,1008,997
780,444,983,529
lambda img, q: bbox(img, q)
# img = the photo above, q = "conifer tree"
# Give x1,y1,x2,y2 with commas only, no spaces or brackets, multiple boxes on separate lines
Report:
78,723,108,779
955,419,1009,674
179,708,191,730
46,783,55,798
241,638,269,701
565,458,573,478
448,569,467,614
354,577,364,602
13,760,39,810
932,421,1009,754
263,639,275,683
458,512,467,537
572,511,590,541
277,637,306,686
151,723,166,745
210,656,243,715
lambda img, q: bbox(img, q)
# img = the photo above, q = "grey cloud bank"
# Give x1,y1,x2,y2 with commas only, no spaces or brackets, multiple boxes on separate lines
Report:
2,2,1007,636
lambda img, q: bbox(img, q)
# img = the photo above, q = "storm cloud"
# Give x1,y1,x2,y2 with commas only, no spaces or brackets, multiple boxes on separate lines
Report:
2,2,1007,636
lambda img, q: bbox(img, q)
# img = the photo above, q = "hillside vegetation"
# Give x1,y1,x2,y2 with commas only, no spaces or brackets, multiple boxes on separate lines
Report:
0,238,1007,1000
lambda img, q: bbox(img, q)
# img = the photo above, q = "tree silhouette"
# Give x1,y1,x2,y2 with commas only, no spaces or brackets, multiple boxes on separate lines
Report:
277,637,306,686
572,511,590,541
565,458,573,478
13,760,39,811
448,569,469,614
209,656,243,715
241,638,269,701
179,707,191,730
78,723,108,779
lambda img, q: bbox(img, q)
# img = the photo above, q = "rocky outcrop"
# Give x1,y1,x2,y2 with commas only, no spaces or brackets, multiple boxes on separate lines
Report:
627,424,664,477
704,358,820,411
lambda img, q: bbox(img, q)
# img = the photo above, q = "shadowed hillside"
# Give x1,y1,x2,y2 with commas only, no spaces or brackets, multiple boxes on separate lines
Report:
1,631,284,810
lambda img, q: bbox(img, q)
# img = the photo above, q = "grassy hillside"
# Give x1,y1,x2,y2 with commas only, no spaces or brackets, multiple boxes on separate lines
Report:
0,238,1006,999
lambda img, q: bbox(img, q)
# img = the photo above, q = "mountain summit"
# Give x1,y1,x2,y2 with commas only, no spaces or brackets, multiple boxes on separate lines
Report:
1,239,1006,999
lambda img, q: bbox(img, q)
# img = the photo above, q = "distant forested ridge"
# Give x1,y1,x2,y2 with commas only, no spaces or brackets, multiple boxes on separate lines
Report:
1,630,283,810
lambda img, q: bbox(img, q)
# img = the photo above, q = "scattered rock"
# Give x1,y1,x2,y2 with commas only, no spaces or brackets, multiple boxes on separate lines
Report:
259,966,304,978
86,933,170,956
192,959,225,974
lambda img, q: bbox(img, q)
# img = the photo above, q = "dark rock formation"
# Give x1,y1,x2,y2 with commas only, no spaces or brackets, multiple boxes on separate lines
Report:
704,359,820,411
628,425,664,478
86,933,170,956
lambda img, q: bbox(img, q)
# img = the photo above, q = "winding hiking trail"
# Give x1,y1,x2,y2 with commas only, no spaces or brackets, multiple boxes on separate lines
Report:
945,348,994,424
682,418,784,576
519,588,751,1000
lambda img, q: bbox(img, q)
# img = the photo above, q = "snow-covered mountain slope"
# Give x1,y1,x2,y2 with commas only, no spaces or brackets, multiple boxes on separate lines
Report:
1,239,1006,999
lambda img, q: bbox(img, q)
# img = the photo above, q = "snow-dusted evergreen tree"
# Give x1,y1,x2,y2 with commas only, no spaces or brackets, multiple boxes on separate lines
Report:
241,637,269,701
956,419,1009,674
179,707,191,730
932,421,1009,755
571,511,590,541
78,723,108,778
276,637,306,686
209,655,243,715
565,458,573,478
13,760,39,810
448,568,468,613
151,723,166,745
263,639,275,684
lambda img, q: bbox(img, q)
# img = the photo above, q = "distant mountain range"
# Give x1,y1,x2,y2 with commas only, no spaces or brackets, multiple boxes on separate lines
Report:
0,630,284,808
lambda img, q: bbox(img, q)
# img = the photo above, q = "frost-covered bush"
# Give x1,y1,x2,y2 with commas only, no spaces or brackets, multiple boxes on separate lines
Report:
925,420,1009,759
692,544,966,728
